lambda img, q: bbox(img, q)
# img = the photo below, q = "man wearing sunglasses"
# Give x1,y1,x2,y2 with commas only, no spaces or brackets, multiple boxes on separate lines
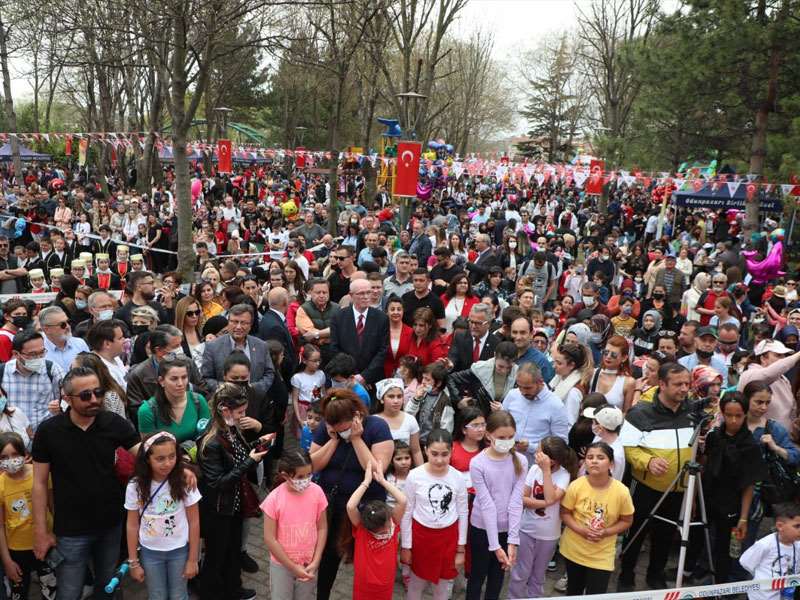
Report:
40,306,90,373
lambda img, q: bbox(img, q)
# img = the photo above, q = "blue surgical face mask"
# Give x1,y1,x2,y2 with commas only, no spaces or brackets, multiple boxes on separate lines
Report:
76,300,88,310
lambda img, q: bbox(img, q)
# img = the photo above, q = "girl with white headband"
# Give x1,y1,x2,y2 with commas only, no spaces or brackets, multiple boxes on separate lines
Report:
124,431,202,599
374,378,424,466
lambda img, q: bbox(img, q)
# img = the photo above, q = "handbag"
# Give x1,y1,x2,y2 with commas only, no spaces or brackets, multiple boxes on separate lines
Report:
760,420,800,506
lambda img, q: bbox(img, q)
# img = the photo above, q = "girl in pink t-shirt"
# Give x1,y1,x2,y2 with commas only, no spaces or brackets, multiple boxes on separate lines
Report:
262,451,328,599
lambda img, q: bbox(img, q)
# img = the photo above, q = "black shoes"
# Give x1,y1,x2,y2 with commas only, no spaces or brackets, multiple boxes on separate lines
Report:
239,588,257,600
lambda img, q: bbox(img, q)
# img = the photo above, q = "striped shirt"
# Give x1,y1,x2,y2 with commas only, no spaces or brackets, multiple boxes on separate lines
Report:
0,359,64,431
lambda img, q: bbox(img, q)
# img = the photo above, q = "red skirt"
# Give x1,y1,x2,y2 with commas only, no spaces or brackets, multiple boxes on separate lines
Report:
411,519,458,583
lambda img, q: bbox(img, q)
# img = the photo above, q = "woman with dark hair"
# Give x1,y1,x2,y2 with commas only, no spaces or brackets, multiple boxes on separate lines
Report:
137,358,210,444
194,281,223,320
440,273,480,334
475,267,512,304
72,352,128,418
406,307,448,367
309,389,394,600
384,296,413,378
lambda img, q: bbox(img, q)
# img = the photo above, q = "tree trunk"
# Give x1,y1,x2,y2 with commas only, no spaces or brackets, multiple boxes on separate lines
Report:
746,41,781,236
173,133,194,280
0,19,23,180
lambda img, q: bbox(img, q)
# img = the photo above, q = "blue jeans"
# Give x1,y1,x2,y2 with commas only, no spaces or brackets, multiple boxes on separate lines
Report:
56,524,121,600
140,544,189,600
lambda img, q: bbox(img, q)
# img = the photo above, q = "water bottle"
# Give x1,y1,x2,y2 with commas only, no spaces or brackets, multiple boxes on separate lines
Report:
729,528,742,559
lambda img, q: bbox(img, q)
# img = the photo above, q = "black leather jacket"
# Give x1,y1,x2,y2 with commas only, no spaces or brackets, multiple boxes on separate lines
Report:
198,431,257,517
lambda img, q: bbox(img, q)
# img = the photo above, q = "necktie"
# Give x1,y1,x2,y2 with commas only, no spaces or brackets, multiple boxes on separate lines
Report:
356,314,365,338
473,337,481,362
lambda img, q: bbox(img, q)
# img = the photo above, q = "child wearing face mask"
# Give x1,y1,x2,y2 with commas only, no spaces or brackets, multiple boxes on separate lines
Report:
466,410,528,600
344,457,406,600
0,431,57,600
262,450,328,600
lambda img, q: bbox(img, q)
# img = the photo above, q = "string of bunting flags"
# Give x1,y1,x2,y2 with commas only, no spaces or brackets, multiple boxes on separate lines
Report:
2,130,799,197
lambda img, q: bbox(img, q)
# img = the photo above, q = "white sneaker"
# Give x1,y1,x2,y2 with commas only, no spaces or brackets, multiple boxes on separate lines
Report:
554,574,568,592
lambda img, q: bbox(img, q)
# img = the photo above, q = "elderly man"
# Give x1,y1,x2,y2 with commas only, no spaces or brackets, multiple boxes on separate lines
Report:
329,278,389,385
40,306,90,373
74,291,121,339
408,219,432,266
257,287,298,379
448,303,498,372
296,278,340,364
501,363,569,464
202,303,274,393
464,233,499,285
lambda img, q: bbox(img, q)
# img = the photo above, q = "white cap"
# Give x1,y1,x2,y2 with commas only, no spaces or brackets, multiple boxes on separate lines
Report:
583,405,624,430
754,339,794,356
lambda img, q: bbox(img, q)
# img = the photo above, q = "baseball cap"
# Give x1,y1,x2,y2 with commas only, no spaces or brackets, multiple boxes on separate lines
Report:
696,326,718,339
583,405,624,430
754,339,794,356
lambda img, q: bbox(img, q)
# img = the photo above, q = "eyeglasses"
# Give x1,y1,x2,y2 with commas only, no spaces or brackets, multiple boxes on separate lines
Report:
465,423,486,430
185,310,202,317
788,282,797,287
20,350,46,359
658,330,677,338
468,320,488,327
45,321,69,329
68,388,105,402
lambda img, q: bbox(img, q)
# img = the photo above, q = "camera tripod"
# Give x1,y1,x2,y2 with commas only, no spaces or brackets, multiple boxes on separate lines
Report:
622,416,716,589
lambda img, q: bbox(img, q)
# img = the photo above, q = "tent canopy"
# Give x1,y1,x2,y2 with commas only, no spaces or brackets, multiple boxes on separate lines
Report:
0,142,52,162
672,182,782,212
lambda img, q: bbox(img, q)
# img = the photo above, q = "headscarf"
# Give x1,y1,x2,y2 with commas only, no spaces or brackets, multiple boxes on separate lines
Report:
566,323,591,346
693,272,710,293
691,365,722,395
642,309,662,332
375,378,404,401
776,325,799,351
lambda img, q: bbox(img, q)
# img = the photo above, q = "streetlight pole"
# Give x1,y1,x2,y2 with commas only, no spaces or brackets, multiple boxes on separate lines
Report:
395,92,427,228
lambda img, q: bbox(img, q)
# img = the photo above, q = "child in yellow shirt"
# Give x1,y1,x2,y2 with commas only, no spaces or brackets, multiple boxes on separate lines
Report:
0,431,55,600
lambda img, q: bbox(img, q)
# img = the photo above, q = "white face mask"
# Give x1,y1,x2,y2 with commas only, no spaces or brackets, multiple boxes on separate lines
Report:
493,438,515,454
582,295,596,307
23,358,45,373
338,428,352,441
0,457,24,474
165,347,185,361
289,475,313,493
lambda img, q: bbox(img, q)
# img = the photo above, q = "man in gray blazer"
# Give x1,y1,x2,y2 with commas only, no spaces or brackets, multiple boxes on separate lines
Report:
202,304,275,394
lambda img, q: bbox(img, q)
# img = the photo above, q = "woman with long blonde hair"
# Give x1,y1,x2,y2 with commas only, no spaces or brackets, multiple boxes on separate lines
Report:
175,295,207,370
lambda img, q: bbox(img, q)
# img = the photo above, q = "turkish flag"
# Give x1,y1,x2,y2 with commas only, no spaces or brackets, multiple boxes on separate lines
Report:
395,141,422,197
218,139,232,173
585,159,604,195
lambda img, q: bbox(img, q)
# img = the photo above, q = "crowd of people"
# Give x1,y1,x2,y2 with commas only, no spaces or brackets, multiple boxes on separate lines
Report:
0,160,798,600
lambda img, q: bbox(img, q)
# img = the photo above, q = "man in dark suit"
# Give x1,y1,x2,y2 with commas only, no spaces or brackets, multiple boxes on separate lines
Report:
330,278,389,385
202,303,275,394
465,233,499,286
257,286,298,380
448,302,498,372
408,219,432,266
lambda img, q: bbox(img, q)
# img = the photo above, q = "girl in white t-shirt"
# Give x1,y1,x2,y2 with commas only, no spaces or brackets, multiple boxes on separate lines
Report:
290,344,326,429
509,436,576,598
125,432,202,598
374,378,424,466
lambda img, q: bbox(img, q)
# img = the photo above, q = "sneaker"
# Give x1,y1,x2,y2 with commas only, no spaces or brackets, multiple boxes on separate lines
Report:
241,550,259,573
239,588,257,600
554,574,568,592
547,559,558,572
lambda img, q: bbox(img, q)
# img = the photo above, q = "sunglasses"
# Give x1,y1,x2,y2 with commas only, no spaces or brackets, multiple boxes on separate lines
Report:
185,309,202,317
68,388,105,402
602,349,620,359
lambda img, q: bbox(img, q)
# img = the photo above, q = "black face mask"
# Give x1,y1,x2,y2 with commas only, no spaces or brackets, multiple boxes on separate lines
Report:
131,324,150,336
11,316,31,330
652,292,665,300
696,348,714,360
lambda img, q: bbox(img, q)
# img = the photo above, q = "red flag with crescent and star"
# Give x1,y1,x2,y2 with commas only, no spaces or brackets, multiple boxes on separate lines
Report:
585,159,605,195
218,139,232,173
395,141,422,197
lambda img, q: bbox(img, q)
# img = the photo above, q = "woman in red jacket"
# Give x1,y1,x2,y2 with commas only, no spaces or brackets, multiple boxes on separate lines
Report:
384,296,414,377
407,307,449,367
440,273,480,334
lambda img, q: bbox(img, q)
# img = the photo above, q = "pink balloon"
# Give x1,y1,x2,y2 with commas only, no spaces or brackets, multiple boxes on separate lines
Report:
743,241,786,285
191,179,202,200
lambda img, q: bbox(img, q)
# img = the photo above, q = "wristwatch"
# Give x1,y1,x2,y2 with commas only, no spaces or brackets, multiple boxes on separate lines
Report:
314,332,320,340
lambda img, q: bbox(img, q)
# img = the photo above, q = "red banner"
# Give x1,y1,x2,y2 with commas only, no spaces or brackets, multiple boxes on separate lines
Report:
586,159,605,195
65,135,72,155
395,141,422,197
218,139,232,173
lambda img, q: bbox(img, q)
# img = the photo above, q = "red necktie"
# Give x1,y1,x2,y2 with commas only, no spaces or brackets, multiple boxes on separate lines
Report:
473,337,481,362
356,314,365,339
